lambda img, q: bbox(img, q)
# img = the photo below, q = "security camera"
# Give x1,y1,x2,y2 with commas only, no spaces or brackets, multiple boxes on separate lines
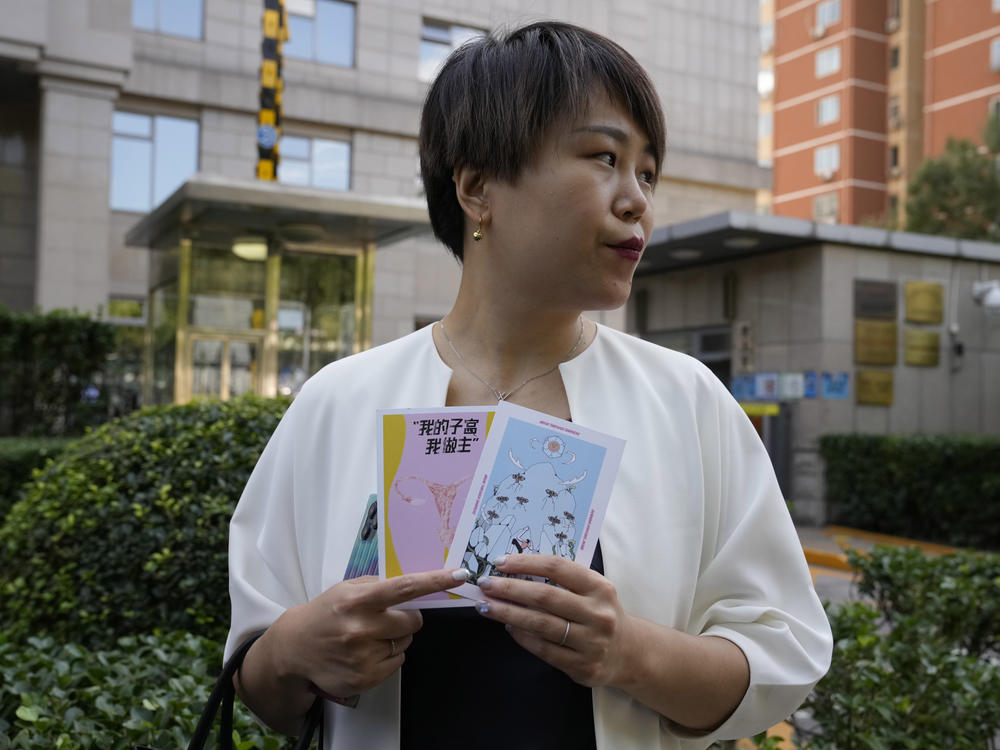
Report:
972,280,1000,316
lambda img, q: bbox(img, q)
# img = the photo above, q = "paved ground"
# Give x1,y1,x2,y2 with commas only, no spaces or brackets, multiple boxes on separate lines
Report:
797,524,954,606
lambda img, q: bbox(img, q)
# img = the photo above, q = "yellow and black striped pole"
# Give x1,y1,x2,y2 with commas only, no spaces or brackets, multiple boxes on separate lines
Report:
256,0,287,180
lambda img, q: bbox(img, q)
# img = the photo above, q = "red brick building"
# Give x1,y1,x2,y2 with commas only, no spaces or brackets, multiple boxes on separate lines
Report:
768,0,1000,226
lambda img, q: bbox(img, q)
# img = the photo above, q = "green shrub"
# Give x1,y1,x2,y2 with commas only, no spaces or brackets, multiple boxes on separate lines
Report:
0,437,73,523
0,307,116,437
0,630,289,749
796,546,1000,748
819,434,1000,549
0,396,290,649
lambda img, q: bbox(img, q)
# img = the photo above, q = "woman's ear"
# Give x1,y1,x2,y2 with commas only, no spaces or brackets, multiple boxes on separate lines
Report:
453,164,490,228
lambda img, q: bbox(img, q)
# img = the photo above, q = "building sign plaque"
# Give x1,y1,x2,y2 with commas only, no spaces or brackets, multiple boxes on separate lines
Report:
854,280,897,320
905,281,944,324
856,370,894,405
855,320,898,365
903,329,940,367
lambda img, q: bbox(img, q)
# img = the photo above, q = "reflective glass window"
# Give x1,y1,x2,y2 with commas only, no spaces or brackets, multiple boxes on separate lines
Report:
419,20,484,82
132,0,202,39
285,0,355,67
816,95,840,125
278,136,350,191
153,116,199,205
110,112,199,212
815,46,841,77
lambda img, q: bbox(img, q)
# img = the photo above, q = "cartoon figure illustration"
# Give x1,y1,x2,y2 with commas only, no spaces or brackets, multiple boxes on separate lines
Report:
463,431,590,581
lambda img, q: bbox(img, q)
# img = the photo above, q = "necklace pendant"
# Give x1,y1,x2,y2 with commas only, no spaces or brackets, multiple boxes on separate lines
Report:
495,390,511,401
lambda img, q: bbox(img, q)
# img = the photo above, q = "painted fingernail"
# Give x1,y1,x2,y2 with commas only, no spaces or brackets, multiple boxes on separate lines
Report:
478,576,493,590
451,568,470,581
476,600,490,614
491,555,508,567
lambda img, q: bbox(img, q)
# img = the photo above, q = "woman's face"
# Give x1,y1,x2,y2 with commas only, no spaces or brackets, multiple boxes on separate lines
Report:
482,92,658,313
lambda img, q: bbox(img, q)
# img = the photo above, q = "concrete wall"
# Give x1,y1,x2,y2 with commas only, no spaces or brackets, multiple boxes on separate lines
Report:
632,243,1000,524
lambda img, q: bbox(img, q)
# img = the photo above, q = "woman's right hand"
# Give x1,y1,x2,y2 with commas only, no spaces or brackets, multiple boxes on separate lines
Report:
261,568,470,701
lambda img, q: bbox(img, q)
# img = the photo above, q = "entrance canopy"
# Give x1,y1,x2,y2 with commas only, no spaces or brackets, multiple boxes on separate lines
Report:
126,173,430,251
125,174,431,405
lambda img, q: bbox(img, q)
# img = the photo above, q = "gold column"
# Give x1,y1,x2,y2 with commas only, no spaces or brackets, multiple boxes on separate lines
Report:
262,250,281,397
354,242,375,353
174,239,192,404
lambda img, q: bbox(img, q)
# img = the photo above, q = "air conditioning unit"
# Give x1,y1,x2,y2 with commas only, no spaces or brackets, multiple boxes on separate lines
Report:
810,24,826,40
889,165,901,178
818,170,835,181
889,115,902,129
885,16,900,33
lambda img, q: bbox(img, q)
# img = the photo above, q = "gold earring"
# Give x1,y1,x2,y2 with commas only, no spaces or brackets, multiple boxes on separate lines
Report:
473,216,484,241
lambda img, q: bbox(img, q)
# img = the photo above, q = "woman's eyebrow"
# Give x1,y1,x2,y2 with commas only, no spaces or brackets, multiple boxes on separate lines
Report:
571,124,656,158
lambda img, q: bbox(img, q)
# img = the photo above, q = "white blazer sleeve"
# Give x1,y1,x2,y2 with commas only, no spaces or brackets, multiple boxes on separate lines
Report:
224,396,312,661
678,378,833,746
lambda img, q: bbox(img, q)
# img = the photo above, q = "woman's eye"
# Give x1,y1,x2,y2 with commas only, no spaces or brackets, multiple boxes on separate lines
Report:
596,152,616,166
639,169,656,186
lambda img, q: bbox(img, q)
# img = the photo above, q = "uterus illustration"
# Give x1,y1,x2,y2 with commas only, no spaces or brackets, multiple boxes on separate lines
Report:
393,475,472,545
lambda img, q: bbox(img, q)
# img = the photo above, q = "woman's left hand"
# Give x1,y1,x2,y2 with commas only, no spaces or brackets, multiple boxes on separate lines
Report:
474,554,637,689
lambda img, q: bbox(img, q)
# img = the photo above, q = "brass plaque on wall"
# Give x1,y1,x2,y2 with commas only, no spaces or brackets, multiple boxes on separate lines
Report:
904,329,940,366
855,320,898,365
854,280,897,319
856,370,894,405
905,281,944,323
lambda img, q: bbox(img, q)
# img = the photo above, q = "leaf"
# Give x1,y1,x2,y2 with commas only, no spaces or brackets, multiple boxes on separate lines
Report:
15,705,40,723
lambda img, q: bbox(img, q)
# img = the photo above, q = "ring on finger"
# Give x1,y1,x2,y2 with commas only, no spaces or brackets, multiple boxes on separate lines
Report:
389,638,398,658
558,620,571,647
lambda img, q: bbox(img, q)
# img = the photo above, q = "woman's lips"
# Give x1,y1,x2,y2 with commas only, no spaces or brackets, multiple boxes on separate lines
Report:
613,246,642,261
609,237,644,261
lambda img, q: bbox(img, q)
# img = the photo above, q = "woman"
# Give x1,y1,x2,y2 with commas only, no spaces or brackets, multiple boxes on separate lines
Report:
227,21,832,749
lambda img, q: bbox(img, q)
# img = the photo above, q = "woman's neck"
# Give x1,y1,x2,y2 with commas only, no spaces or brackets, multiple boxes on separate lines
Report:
441,284,589,388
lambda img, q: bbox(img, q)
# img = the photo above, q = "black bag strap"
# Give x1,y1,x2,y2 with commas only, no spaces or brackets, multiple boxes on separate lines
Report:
183,630,324,750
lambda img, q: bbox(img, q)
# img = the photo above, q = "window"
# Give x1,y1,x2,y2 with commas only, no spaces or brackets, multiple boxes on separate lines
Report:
889,145,899,170
419,20,484,82
815,46,841,77
816,0,841,29
110,112,199,213
814,143,840,176
284,0,355,67
994,0,1000,12
760,21,774,53
991,38,1000,72
758,111,773,139
888,194,899,218
758,66,775,99
991,96,1000,120
888,0,901,20
278,135,350,190
889,46,900,69
813,192,839,223
132,0,203,39
816,94,840,125
888,96,901,128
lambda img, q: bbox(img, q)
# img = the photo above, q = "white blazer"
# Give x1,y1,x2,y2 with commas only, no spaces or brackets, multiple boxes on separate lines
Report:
226,323,832,750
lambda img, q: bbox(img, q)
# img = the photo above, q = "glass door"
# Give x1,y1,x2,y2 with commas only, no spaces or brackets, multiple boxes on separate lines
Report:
189,335,261,400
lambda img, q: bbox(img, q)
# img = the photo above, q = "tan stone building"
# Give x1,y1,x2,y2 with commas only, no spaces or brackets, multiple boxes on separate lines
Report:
0,0,768,406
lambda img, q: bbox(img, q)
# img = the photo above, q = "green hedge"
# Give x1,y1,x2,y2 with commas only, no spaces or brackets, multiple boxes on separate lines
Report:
0,307,116,437
0,631,289,749
819,434,1000,549
0,437,73,523
797,546,1000,748
0,396,290,649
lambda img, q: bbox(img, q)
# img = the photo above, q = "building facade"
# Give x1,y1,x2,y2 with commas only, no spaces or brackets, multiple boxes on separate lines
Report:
767,0,1000,227
634,211,1000,523
0,0,768,405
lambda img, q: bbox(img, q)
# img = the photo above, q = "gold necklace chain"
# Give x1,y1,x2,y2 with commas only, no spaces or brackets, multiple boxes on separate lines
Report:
438,318,585,402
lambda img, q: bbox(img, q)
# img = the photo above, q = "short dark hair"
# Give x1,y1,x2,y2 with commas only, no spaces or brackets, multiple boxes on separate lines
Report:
419,21,666,261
